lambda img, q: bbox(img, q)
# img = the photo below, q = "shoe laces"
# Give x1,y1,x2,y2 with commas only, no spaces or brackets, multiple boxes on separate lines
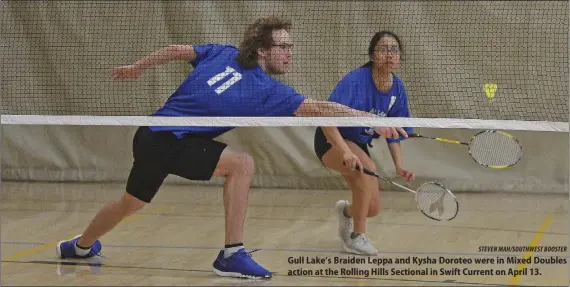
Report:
87,247,105,259
234,248,261,258
356,234,372,245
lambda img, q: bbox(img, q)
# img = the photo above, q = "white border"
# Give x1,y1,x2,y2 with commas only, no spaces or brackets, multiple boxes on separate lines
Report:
1,115,568,132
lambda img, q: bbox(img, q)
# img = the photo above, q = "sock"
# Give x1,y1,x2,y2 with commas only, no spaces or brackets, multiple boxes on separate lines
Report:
350,232,361,239
74,241,92,256
343,204,352,218
224,243,244,258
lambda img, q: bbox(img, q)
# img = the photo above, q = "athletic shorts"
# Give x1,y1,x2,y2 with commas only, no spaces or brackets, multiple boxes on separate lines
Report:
313,127,370,165
126,126,227,203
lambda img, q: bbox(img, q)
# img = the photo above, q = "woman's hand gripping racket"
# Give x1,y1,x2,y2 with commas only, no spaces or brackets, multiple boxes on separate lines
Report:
408,130,523,169
356,166,459,221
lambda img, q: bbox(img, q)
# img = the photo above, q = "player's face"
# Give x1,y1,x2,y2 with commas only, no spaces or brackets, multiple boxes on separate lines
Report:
372,36,400,71
264,29,293,75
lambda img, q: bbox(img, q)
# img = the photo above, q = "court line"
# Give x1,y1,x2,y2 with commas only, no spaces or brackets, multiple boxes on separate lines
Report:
2,241,567,259
4,258,569,286
6,198,567,216
2,260,505,286
7,259,568,286
137,212,570,236
4,209,567,236
1,241,45,245
0,206,171,262
5,259,568,286
6,207,566,235
507,215,553,286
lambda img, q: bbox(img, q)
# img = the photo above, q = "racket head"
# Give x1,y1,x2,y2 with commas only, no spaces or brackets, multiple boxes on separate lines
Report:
415,182,459,221
468,130,523,169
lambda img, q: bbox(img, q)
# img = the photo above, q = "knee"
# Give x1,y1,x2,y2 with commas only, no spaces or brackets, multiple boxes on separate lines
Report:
118,193,146,215
214,151,256,178
231,152,255,176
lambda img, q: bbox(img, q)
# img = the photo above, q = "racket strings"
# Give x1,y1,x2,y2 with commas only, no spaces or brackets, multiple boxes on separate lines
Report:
469,131,522,167
416,183,458,220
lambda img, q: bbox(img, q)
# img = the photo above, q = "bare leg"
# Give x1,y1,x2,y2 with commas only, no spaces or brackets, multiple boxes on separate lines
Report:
209,148,272,278
212,148,255,245
342,174,381,233
321,141,381,234
77,193,146,247
77,148,254,248
343,183,381,218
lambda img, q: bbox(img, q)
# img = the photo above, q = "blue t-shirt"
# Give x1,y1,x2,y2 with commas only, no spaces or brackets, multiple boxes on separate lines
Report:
328,64,413,145
149,44,306,138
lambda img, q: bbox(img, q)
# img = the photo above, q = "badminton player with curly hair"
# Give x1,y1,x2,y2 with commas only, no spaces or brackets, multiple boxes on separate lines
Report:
55,18,407,279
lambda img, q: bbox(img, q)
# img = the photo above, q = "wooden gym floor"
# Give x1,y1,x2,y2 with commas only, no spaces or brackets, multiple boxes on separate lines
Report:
1,181,567,286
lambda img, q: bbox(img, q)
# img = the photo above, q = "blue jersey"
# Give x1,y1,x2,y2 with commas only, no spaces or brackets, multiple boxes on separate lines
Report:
329,65,413,145
149,44,306,138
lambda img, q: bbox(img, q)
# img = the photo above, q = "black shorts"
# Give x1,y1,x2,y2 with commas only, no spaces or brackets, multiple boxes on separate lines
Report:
313,127,370,164
126,126,227,203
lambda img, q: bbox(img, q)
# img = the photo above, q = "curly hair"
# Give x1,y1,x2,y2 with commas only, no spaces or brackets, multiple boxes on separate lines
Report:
235,16,292,68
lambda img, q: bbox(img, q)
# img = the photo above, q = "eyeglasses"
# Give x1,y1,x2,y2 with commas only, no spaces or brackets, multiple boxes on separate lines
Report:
375,45,400,55
272,43,294,51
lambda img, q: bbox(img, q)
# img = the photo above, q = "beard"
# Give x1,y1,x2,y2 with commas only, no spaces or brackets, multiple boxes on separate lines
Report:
266,61,290,75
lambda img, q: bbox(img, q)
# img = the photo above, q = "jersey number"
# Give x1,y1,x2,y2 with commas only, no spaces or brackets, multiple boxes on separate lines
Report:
207,66,242,95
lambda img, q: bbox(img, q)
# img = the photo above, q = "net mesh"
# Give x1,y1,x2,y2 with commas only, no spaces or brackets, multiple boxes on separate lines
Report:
1,1,568,121
1,1,568,195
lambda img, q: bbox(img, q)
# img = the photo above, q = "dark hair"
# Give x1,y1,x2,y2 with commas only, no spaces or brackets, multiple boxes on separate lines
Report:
235,16,292,68
363,30,404,66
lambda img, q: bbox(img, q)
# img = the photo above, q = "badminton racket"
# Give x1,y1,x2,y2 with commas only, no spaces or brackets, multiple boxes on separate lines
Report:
353,165,459,221
407,130,523,169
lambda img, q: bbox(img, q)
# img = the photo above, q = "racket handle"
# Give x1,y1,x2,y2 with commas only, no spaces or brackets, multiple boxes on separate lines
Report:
346,161,417,194
355,165,378,177
343,161,378,177
357,164,416,194
408,133,428,140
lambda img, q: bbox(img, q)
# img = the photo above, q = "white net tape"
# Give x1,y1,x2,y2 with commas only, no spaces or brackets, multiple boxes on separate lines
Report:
1,115,567,132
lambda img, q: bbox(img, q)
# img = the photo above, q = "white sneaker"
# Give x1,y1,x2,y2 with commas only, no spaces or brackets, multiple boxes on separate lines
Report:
335,200,353,243
342,233,378,256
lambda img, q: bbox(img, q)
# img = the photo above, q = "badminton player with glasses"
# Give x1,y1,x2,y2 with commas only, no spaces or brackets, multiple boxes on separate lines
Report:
54,17,408,279
314,31,414,256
